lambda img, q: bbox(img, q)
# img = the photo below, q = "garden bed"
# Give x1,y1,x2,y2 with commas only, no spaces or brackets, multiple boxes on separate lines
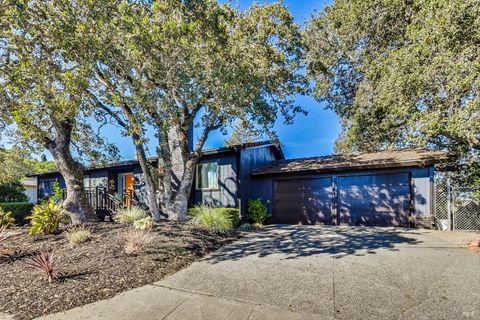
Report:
0,222,239,320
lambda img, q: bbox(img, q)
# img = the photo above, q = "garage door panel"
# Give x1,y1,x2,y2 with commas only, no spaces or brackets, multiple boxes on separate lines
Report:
338,173,410,227
274,178,333,225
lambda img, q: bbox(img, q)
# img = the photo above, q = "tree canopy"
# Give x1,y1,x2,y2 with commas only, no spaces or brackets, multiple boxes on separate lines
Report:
305,0,480,158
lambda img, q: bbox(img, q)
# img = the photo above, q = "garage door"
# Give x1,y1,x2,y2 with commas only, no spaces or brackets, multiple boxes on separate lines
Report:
337,173,411,226
274,178,333,225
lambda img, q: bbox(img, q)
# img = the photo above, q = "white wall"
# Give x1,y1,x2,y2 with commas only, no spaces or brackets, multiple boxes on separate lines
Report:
22,178,38,204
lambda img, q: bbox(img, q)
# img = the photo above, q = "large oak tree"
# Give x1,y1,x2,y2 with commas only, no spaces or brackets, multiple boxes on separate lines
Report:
87,0,307,221
0,1,116,222
305,0,480,159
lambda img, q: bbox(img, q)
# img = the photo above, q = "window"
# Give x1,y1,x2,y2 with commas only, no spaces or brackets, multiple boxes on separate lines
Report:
83,175,91,189
196,162,218,190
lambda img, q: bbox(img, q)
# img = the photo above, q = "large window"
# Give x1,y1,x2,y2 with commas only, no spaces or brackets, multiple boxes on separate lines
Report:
196,162,218,190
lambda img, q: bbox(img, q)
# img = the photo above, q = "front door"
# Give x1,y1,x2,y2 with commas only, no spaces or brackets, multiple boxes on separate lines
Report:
118,173,134,207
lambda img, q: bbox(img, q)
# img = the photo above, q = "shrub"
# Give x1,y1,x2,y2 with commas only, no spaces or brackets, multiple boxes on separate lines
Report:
66,225,91,247
188,205,236,231
124,229,154,254
248,198,269,225
0,202,34,225
0,181,28,203
133,217,154,230
25,251,58,283
114,206,147,224
28,201,71,235
0,207,15,227
214,208,240,227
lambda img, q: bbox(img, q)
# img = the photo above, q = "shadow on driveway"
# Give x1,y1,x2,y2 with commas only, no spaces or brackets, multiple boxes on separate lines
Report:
206,226,423,263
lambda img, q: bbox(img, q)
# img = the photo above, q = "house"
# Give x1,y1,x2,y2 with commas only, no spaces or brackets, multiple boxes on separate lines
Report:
22,178,38,203
29,142,447,228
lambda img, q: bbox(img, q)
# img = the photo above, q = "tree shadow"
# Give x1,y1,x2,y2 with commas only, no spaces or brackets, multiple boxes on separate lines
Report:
205,226,422,263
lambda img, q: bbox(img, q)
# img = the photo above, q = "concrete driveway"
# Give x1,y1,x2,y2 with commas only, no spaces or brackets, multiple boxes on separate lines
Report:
41,226,480,320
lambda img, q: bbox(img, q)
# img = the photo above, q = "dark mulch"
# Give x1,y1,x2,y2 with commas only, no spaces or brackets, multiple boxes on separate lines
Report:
0,222,239,320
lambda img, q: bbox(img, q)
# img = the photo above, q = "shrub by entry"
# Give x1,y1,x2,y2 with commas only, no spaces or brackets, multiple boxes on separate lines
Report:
114,206,147,224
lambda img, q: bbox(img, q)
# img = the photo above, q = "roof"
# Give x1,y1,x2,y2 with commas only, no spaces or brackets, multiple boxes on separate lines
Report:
251,148,449,176
28,141,283,177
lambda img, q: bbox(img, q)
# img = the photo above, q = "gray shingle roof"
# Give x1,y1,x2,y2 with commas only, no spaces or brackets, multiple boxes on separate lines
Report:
251,148,449,176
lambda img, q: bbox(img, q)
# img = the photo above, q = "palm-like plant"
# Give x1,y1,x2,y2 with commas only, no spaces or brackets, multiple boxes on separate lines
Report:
25,251,58,283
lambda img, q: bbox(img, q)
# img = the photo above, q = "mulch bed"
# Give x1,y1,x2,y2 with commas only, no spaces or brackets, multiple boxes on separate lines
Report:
0,222,239,320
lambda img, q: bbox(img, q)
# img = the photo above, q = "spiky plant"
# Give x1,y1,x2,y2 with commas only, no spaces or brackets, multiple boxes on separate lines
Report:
25,251,58,283
124,229,154,255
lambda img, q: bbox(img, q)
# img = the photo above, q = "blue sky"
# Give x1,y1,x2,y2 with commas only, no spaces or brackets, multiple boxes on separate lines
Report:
102,0,340,161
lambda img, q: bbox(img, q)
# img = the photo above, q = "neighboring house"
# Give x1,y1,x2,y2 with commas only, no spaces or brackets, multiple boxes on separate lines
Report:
29,143,447,228
22,178,38,203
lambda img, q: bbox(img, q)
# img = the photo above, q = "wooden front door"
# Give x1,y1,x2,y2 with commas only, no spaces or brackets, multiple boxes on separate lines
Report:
118,173,134,207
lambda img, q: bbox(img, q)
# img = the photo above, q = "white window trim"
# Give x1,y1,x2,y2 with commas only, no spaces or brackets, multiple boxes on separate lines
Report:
195,162,219,191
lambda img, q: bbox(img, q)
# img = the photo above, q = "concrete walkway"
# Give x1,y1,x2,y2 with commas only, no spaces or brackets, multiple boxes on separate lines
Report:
39,226,480,320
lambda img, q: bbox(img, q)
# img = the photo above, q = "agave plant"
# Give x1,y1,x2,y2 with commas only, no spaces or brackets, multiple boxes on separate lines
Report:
25,251,58,283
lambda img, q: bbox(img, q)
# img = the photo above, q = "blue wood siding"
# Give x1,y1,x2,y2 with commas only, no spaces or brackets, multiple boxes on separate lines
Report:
193,152,239,208
241,146,282,218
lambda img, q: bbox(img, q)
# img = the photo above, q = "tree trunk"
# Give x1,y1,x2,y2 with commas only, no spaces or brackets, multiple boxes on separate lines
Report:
46,119,93,224
158,125,197,221
132,135,161,221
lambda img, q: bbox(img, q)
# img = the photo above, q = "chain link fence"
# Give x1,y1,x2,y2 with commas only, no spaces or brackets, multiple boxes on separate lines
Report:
435,181,480,231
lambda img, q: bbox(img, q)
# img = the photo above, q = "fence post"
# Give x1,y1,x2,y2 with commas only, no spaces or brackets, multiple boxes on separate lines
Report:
447,178,452,231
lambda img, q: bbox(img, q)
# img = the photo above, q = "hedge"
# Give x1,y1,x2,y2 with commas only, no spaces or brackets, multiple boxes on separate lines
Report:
0,202,35,225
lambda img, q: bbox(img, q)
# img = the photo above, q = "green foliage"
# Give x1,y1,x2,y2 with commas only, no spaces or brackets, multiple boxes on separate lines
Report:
0,181,28,203
28,201,71,235
188,205,238,231
248,198,269,225
114,206,147,224
213,208,241,228
51,181,64,203
305,0,480,157
133,217,154,230
224,121,262,146
66,225,92,247
0,202,34,225
0,207,15,227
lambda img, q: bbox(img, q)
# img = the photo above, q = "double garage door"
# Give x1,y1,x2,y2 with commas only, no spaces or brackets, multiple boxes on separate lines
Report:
273,173,411,226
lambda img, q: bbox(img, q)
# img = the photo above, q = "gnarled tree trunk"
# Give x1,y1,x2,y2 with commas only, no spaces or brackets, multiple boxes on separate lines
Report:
46,118,93,224
158,125,198,221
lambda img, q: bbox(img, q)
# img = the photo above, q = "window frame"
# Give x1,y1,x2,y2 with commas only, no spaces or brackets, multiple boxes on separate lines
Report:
195,162,219,191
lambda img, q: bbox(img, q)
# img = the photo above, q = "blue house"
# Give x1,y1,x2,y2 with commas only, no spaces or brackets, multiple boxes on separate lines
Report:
30,143,446,228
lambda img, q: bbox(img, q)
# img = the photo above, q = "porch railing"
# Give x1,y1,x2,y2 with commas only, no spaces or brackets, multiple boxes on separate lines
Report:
63,187,139,216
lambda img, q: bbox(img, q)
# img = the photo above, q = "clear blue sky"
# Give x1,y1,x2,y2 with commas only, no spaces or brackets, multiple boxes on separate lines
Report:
101,0,339,161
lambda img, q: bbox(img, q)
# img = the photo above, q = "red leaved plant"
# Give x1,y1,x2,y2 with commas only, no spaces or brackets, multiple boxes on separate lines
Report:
25,251,58,283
